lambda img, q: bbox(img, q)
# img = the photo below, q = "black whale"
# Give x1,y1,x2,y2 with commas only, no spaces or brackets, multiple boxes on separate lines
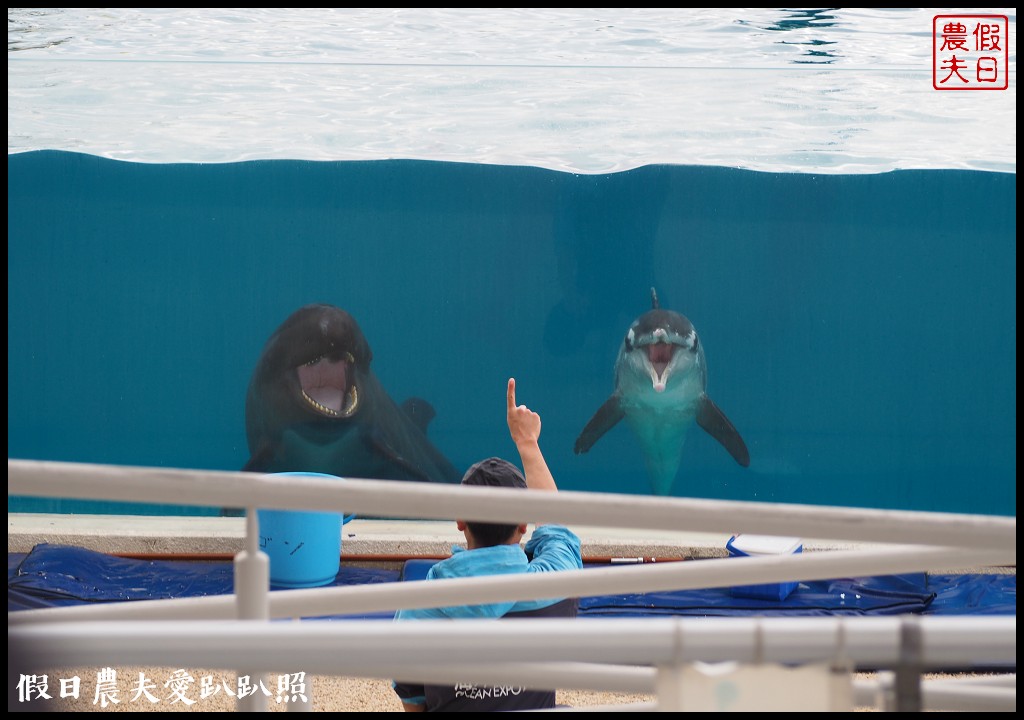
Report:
242,303,461,485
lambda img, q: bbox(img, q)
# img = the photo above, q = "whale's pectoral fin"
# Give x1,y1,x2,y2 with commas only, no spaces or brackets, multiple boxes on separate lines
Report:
696,395,751,467
242,439,277,474
364,421,457,483
400,397,437,435
574,395,626,454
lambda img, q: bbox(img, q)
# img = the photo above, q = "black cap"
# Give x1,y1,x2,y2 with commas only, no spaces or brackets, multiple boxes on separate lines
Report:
461,457,527,489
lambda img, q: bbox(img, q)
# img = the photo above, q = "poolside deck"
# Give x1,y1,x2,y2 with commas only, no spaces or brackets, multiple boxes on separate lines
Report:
11,513,1012,578
9,513,1015,712
7,513,890,564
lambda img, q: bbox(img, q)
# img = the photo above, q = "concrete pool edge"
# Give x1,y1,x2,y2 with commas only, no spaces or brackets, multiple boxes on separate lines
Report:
7,513,736,559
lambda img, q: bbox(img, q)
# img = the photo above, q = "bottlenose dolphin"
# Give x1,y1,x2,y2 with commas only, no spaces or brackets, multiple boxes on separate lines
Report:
242,303,462,485
574,288,749,495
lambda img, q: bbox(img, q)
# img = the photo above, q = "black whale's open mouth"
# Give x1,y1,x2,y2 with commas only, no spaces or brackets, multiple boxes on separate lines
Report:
297,352,359,418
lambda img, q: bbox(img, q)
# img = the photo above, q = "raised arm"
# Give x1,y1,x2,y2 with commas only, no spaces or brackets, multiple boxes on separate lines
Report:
506,377,557,493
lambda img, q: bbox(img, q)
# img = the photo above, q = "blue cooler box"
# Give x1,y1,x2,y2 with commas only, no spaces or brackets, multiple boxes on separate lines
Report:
726,534,803,601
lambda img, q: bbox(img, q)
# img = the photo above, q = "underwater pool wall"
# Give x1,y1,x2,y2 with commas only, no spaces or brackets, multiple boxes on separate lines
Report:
7,150,1016,517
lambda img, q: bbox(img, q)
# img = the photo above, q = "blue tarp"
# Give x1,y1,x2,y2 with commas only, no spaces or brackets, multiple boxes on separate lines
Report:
400,558,1015,617
7,544,398,619
8,544,1016,618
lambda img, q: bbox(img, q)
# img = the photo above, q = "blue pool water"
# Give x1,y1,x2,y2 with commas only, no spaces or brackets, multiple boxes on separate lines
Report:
7,152,1016,516
8,8,1017,173
6,9,1017,517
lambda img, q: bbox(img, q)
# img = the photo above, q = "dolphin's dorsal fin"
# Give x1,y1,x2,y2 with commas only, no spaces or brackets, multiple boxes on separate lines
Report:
651,287,659,309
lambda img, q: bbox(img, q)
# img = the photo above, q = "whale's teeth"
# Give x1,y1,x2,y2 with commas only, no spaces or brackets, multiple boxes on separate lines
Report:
341,386,359,418
302,385,359,418
302,391,341,416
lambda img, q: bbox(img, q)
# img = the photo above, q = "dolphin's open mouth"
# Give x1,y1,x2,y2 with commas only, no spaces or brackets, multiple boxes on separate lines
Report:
647,342,675,379
297,353,359,418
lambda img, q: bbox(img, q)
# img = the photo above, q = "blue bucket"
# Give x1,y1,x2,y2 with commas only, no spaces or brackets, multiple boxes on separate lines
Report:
257,472,356,589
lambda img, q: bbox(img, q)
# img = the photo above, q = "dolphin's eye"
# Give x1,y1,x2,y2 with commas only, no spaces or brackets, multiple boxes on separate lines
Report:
690,335,699,353
624,328,635,351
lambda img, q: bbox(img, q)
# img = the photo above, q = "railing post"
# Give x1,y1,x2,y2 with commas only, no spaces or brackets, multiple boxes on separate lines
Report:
235,506,271,712
655,663,685,712
288,618,314,712
654,618,685,711
894,616,923,712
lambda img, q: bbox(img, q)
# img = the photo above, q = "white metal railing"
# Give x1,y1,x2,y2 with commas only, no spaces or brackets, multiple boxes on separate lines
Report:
857,673,1018,712
7,460,1015,549
11,617,1018,669
7,458,1017,712
10,618,1017,711
7,543,1013,625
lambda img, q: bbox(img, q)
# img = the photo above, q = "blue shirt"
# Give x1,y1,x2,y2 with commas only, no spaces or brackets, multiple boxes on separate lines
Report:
392,524,582,710
394,524,583,620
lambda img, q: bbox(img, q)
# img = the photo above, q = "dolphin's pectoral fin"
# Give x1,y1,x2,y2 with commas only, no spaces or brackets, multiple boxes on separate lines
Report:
574,395,625,454
696,395,750,467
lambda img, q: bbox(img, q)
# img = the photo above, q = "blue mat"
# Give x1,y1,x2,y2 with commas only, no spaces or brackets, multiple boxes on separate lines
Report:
9,544,1016,618
400,558,1015,617
8,544,398,619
